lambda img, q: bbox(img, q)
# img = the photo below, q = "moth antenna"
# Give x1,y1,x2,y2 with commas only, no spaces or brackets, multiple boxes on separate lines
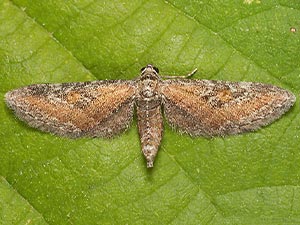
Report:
161,68,198,79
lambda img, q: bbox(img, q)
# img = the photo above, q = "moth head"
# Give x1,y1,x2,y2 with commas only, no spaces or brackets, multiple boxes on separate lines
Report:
140,65,159,74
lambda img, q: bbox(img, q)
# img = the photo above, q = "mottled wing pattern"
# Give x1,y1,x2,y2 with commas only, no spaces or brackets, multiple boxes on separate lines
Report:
161,79,295,137
5,80,136,138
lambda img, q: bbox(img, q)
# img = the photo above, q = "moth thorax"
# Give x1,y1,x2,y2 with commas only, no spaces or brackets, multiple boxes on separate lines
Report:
139,78,159,98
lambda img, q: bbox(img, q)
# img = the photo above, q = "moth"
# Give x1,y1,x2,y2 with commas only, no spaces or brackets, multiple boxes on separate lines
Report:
5,65,296,167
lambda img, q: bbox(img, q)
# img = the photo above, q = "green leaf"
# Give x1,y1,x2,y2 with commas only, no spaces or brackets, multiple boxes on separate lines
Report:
0,176,48,224
1,0,300,224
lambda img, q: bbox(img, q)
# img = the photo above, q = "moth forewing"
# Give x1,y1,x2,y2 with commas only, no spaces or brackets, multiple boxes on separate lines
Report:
5,81,136,138
161,79,296,137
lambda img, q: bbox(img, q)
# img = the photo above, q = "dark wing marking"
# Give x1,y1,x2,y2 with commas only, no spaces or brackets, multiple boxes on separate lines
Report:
161,79,295,137
5,80,136,138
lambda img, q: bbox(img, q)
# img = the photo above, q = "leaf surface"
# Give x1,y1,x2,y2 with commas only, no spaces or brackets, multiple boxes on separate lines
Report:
1,0,300,224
